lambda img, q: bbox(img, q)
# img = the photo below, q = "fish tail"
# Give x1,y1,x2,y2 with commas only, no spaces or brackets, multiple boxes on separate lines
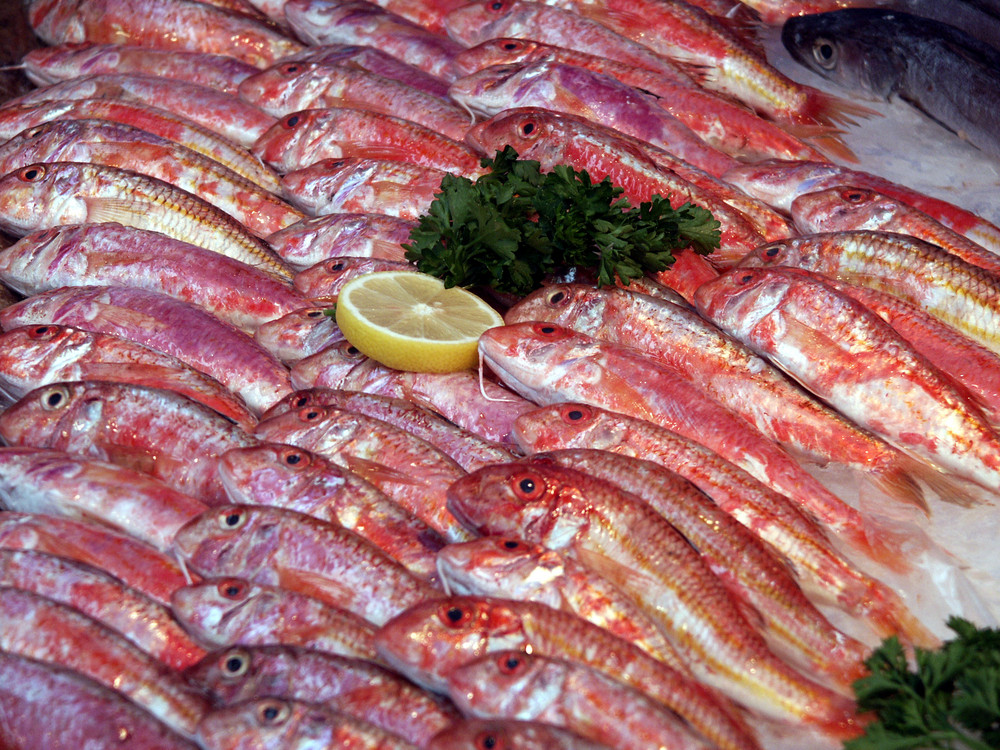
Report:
856,579,942,651
866,456,930,515
907,461,986,508
838,511,913,574
802,89,880,129
654,247,721,303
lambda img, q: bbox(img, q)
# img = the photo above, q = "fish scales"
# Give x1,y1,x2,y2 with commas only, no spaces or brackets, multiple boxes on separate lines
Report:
266,212,413,270
426,718,615,749
288,44,452,99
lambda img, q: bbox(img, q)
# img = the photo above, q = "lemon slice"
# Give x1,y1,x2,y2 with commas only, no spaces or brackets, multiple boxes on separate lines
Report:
335,270,504,373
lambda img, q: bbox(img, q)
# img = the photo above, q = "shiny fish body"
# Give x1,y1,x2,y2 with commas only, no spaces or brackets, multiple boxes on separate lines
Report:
0,161,293,280
173,504,440,625
0,285,293,414
0,323,257,429
696,266,1000,495
239,60,471,140
0,381,259,504
185,644,459,745
254,306,346,364
266,212,413,270
737,230,1000,357
426,719,614,750
0,223,305,334
0,548,206,671
291,256,414,301
28,0,304,67
218,442,446,580
170,577,379,658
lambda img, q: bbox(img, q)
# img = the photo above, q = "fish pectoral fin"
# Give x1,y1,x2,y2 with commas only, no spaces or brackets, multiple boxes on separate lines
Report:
342,455,422,486
277,567,355,610
778,314,850,362
82,195,144,224
573,544,657,599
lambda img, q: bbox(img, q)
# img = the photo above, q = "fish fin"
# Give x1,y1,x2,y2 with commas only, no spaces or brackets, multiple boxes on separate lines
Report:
345,145,428,163
902,459,986,509
654,248,720,303
83,196,152,225
341,454,422,486
856,577,941,651
865,455,930,515
278,567,355,610
802,89,881,129
805,131,862,164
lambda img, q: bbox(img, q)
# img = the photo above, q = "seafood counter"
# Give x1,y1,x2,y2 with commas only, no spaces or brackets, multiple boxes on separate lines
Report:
0,0,999,749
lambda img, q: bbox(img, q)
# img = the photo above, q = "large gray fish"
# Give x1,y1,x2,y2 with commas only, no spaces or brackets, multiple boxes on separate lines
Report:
781,8,1000,158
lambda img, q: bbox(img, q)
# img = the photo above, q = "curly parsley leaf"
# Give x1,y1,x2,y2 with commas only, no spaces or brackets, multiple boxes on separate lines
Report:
403,146,721,296
845,617,1000,750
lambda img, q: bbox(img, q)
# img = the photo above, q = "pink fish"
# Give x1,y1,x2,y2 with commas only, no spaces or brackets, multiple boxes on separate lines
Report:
266,212,413,270
292,256,415,300
427,719,613,749
253,306,346,364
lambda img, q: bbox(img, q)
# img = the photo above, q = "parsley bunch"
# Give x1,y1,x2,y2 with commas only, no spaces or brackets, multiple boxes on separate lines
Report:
847,616,1000,749
403,146,721,296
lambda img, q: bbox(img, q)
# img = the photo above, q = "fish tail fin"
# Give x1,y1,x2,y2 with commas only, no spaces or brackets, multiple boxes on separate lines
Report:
833,509,912,574
910,462,987,508
653,247,720,303
803,89,881,129
856,579,942,651
866,455,930,515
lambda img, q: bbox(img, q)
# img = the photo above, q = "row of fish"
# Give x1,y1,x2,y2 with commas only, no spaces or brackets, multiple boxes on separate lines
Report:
0,0,998,747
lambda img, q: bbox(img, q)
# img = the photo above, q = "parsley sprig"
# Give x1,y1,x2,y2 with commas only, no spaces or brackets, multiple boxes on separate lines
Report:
847,616,1000,749
403,146,720,296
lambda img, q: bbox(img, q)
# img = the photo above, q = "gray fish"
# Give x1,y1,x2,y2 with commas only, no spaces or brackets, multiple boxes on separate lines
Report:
782,8,1000,157
886,0,1000,51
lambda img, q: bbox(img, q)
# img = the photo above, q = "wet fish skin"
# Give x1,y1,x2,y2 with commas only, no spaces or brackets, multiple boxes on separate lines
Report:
444,650,714,750
0,585,212,738
0,322,258,429
0,223,305,334
0,548,206,671
782,8,1000,158
173,504,441,625
170,577,379,659
185,644,459,745
292,256,418,301
0,651,199,750
28,0,305,68
196,697,421,749
266,212,413,270
374,595,761,750
21,42,259,94
0,381,259,504
218,442,447,579
426,719,614,750
254,306,346,364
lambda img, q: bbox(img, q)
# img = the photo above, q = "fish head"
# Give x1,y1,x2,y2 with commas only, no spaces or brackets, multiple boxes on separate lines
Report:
426,719,606,750
217,443,329,505
252,109,327,170
781,11,902,98
254,308,343,365
196,697,304,748
0,380,106,452
374,595,529,691
452,38,549,77
0,162,90,236
172,505,283,579
281,158,372,215
693,267,793,338
735,236,809,270
435,536,562,599
513,402,630,454
0,324,92,401
444,0,524,46
291,340,379,392
184,645,269,704
170,577,265,641
237,60,317,109
790,186,898,233
27,0,88,45
449,63,533,118
504,283,607,331
445,650,565,718
722,159,846,213
465,106,561,159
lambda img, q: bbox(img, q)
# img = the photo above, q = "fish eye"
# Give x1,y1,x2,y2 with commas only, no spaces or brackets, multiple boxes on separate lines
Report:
475,732,505,750
28,325,57,339
520,121,536,136
39,385,70,411
842,189,866,203
18,164,47,182
291,393,311,408
439,602,473,628
220,510,246,529
489,0,504,10
559,404,591,423
811,38,838,69
341,343,363,358
281,447,308,466
218,579,248,599
738,273,755,284
497,652,523,673
501,40,520,50
512,473,545,501
502,539,521,550
220,649,250,676
280,62,301,75
297,407,322,421
533,323,559,336
306,310,324,318
326,260,346,272
283,113,301,128
764,245,780,257
256,700,290,725
546,288,568,306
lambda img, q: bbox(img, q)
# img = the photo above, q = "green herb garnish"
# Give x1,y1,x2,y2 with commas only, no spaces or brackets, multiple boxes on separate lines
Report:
846,616,1000,749
403,146,721,296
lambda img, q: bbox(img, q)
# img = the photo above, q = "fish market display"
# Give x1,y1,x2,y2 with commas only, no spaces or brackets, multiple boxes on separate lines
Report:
1,0,999,748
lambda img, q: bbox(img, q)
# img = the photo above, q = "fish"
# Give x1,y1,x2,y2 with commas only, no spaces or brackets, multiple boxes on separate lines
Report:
172,504,440,625
28,0,305,67
218,442,447,580
0,285,293,414
0,651,199,750
252,107,484,176
790,186,1000,276
426,719,614,750
195,697,421,749
0,98,282,190
723,158,1000,253
284,0,464,80
0,585,211,738
374,595,761,750
170,577,380,658
3,73,277,148
0,323,258,428
435,536,692,670
736,230,1000,358
292,257,416,302
782,9,1000,157
478,321,884,555
21,42,259,94
253,306,346,364
261,388,517,471
444,650,719,749
0,381,259,504
239,60,471,140
511,403,940,648
266,212,413,270
449,60,740,178
0,118,305,238
695,265,1000,497
289,340,539,445
506,282,929,510
280,157,449,220
446,461,863,735
0,548,206,671
252,401,471,541
0,162,293,281
0,446,208,552
185,644,459,745
0,223,305,333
